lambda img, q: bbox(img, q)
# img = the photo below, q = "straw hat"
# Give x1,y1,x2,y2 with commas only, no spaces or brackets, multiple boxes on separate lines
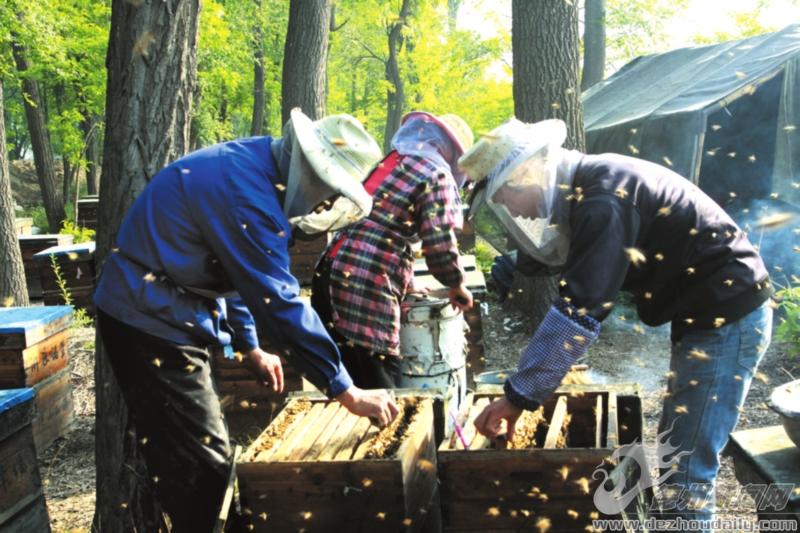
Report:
458,118,566,183
290,108,382,217
401,111,474,156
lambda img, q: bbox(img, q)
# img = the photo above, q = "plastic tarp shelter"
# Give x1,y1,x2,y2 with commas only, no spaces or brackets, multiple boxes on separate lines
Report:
583,24,800,205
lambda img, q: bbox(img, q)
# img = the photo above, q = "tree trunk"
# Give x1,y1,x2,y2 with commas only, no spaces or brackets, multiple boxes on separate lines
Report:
581,0,606,92
383,0,413,153
0,79,29,308
81,115,100,195
10,33,66,233
281,0,331,124
93,1,200,531
250,0,266,136
510,0,584,325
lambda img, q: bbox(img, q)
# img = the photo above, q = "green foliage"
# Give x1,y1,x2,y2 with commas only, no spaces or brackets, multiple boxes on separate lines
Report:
59,219,95,244
775,284,800,357
19,204,49,230
471,240,497,274
49,253,92,328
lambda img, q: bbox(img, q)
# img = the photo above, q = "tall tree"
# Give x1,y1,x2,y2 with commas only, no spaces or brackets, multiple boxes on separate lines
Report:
383,0,413,152
250,0,266,136
0,79,29,308
509,0,584,323
93,1,200,531
281,0,331,124
581,0,606,91
11,27,66,232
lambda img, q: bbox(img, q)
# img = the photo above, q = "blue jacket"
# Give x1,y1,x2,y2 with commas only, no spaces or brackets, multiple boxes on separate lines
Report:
94,137,353,397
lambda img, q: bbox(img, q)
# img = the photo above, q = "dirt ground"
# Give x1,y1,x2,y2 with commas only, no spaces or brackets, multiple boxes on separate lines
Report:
40,293,798,532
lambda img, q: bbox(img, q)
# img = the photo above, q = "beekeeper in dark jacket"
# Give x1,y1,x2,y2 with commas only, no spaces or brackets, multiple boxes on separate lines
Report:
94,109,399,531
464,118,772,530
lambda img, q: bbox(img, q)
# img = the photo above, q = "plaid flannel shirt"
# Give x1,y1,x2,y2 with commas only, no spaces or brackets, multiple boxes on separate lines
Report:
326,153,465,355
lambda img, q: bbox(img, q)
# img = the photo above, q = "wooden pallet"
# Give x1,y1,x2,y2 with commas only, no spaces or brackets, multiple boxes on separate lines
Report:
33,242,96,315
0,389,52,532
412,254,487,386
211,348,303,440
438,384,646,533
18,235,74,299
237,392,439,532
14,218,33,236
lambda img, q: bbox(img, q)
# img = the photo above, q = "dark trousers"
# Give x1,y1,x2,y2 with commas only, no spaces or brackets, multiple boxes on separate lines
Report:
311,257,401,390
97,310,232,533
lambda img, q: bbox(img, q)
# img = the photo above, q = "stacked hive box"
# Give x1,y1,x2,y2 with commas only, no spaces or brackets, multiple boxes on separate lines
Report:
34,241,96,315
0,307,75,452
237,392,439,532
0,388,52,532
438,384,646,533
411,255,487,386
212,347,303,440
18,235,75,299
76,196,99,231
288,233,330,286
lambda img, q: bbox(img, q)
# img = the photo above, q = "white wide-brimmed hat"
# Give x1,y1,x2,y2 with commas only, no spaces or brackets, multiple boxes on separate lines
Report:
286,108,382,233
401,111,474,157
458,118,566,184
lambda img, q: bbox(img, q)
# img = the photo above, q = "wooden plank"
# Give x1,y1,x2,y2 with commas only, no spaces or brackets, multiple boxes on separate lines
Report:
458,397,490,450
595,394,604,449
302,405,350,461
262,402,326,462
284,402,341,461
0,426,43,517
332,416,373,461
544,395,568,449
0,494,50,532
0,329,69,388
606,392,619,449
316,411,362,461
31,369,74,451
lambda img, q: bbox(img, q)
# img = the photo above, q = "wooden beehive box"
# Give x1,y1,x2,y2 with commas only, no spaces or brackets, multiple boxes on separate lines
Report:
438,384,646,533
212,347,303,440
18,234,75,299
76,196,99,231
0,388,51,532
0,306,75,451
34,241,96,315
238,392,439,532
412,254,487,386
289,233,330,286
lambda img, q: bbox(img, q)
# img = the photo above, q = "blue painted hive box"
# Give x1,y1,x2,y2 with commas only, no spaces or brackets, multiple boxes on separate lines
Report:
0,306,75,451
0,388,51,532
33,241,96,314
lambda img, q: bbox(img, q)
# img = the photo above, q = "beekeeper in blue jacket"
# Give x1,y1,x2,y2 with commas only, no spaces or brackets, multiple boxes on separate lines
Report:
94,109,399,532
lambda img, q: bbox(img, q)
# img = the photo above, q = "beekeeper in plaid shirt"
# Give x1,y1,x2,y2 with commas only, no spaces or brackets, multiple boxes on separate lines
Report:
311,111,475,388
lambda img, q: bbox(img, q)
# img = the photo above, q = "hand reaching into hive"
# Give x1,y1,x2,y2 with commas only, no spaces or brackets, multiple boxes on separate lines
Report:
244,347,285,393
336,386,400,428
473,396,523,442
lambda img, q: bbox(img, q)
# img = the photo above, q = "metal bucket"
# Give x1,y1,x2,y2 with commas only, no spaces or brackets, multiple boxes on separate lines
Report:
398,295,467,420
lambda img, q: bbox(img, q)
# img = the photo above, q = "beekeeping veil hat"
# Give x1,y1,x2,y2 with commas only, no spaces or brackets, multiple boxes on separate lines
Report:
280,108,382,234
459,118,578,266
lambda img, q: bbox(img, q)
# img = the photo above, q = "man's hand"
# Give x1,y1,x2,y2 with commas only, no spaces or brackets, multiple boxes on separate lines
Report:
244,347,284,393
473,396,523,441
335,386,400,428
448,283,473,312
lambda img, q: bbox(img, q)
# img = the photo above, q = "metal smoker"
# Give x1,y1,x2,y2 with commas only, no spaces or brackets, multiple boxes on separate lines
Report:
398,294,468,429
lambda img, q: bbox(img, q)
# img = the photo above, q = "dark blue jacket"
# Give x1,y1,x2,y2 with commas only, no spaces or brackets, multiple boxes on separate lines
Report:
94,137,353,396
